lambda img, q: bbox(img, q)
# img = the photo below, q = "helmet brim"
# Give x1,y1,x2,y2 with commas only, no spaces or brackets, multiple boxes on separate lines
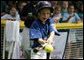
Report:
38,6,53,13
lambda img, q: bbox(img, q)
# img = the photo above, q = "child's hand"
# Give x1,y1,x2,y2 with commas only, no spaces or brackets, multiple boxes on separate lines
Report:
38,38,48,44
44,40,48,44
8,17,14,20
47,37,53,44
7,17,16,21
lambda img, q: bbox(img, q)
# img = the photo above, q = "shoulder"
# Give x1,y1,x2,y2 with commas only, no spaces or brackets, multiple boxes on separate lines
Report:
30,20,40,28
16,12,20,15
32,20,39,25
74,12,79,15
74,12,80,17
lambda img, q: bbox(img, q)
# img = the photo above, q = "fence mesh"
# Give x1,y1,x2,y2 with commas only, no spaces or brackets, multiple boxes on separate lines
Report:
63,28,83,59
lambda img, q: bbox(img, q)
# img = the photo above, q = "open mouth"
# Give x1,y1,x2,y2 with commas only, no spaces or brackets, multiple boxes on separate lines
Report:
43,18,47,20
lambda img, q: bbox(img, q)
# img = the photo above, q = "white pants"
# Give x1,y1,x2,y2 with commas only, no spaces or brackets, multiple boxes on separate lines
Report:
31,49,46,59
31,49,51,59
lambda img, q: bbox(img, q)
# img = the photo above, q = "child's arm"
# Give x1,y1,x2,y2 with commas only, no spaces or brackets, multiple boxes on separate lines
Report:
38,31,55,45
1,17,16,21
1,18,7,20
49,19,60,36
63,14,75,23
74,13,82,23
47,31,55,44
38,38,48,44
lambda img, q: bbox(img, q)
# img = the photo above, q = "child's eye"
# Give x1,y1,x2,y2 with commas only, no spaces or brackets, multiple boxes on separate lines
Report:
42,13,45,15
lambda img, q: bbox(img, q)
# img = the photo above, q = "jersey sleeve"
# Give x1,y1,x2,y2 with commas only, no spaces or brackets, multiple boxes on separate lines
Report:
74,13,81,21
1,14,8,19
30,21,42,40
49,18,60,36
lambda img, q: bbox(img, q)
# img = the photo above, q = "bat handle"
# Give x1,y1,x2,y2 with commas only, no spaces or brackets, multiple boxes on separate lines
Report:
47,53,50,59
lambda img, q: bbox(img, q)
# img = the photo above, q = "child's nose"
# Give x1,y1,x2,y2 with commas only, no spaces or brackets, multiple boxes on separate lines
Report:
44,14,49,17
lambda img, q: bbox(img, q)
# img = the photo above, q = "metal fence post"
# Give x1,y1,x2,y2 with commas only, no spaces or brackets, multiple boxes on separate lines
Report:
3,27,6,59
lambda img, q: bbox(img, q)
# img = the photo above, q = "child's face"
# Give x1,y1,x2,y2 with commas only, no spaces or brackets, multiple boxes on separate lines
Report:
10,8,17,16
69,6,74,13
39,8,50,23
63,2,68,9
54,8,61,14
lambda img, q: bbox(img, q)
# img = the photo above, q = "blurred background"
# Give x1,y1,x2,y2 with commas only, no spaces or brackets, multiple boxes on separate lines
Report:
1,1,83,59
